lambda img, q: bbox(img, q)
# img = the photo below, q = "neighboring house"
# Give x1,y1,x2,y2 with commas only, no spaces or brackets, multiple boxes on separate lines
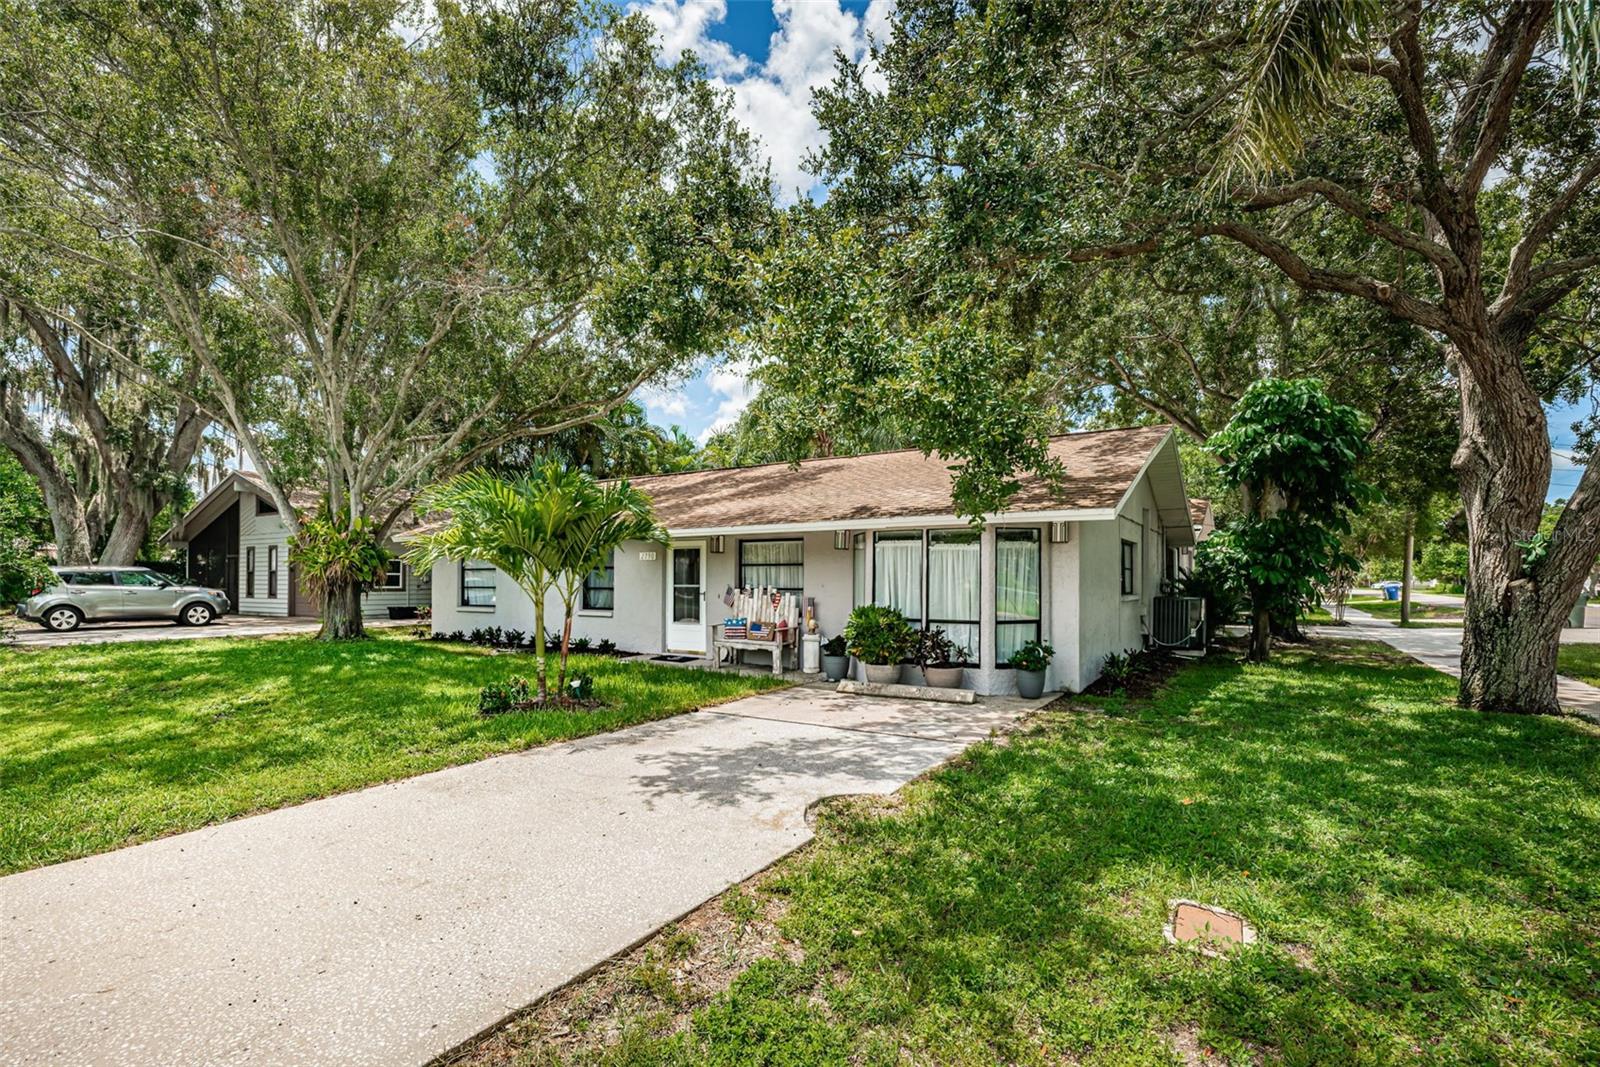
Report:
1171,497,1215,581
423,425,1204,694
165,471,431,618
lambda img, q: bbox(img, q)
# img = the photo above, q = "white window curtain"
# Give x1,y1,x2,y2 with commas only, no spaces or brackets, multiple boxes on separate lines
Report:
996,529,1042,663
927,530,980,661
873,532,923,618
739,539,804,592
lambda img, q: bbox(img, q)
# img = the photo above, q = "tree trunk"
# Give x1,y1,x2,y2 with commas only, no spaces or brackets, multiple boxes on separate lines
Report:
1451,336,1586,714
557,610,573,697
1401,516,1414,627
319,580,366,640
531,591,549,704
1248,604,1271,662
98,488,159,566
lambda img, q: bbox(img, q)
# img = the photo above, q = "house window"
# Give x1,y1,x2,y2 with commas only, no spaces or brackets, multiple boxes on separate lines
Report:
256,495,277,515
997,528,1042,665
267,546,278,598
1120,539,1137,596
379,559,405,591
927,529,980,664
873,531,924,619
738,539,803,594
246,546,256,598
583,550,615,610
851,533,867,606
460,559,496,607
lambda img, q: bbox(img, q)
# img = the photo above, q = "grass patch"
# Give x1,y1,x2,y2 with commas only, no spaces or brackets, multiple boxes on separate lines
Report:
476,640,1600,1065
1347,596,1463,621
1558,644,1600,688
0,632,787,874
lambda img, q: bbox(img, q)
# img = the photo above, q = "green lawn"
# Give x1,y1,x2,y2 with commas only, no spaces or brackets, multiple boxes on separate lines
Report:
1558,644,1600,688
507,641,1600,1065
0,633,787,874
1347,596,1463,621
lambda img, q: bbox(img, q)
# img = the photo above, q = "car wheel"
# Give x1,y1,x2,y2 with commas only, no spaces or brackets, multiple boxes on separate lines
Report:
43,606,83,633
180,603,216,627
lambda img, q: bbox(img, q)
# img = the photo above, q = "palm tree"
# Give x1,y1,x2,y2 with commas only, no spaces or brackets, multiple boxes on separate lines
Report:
406,466,589,704
550,479,667,693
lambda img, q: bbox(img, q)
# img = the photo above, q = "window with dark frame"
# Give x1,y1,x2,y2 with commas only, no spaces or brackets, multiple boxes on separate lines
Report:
255,495,278,515
246,546,256,598
1120,539,1137,595
996,528,1042,666
738,539,803,594
582,550,615,610
267,546,278,598
379,559,405,591
460,559,496,606
926,529,980,666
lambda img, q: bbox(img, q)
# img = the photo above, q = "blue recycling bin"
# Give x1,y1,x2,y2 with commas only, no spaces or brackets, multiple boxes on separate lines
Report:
1380,582,1402,601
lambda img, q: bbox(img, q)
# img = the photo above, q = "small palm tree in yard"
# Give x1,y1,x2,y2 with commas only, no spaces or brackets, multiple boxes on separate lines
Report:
407,466,586,704
551,480,666,695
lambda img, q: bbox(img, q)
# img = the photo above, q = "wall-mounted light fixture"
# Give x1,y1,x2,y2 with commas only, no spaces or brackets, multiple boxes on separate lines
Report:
1050,521,1071,544
708,536,726,553
833,530,851,550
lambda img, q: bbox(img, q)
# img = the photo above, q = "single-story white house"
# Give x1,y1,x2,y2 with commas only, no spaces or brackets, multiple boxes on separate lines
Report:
424,425,1206,694
165,471,432,618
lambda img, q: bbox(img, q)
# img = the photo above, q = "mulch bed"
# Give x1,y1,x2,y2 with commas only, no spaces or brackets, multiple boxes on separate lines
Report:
1082,648,1186,699
480,697,609,717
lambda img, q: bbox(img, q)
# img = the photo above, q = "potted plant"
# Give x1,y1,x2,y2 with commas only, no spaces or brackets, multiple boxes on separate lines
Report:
821,633,850,681
843,604,916,684
913,626,968,688
1008,639,1055,698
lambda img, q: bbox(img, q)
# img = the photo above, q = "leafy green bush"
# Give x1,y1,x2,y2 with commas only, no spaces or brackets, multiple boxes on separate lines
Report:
478,676,529,716
913,626,968,668
1007,639,1055,672
1099,649,1137,690
843,605,916,664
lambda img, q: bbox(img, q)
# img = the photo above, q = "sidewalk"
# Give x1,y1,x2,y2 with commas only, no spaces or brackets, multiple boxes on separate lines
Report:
1306,616,1600,724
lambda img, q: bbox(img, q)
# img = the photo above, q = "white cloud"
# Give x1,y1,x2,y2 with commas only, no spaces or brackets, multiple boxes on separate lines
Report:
699,362,760,442
629,0,894,201
635,0,749,77
641,385,691,422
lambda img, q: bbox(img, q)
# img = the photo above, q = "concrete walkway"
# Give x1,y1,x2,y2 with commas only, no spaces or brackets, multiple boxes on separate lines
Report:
0,684,1052,1066
1307,617,1600,723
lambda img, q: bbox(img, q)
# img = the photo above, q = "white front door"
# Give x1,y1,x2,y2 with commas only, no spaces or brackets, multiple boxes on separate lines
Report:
665,541,707,653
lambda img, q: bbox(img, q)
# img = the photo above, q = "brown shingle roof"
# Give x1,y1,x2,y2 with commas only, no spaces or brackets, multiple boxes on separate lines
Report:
628,424,1172,531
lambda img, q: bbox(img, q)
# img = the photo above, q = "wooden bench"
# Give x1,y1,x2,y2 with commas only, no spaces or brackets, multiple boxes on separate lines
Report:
709,624,797,675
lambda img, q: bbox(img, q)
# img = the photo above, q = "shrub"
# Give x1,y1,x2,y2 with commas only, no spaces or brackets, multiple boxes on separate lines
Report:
571,636,591,652
502,629,526,648
596,638,618,656
447,630,465,642
566,673,595,700
478,676,529,716
1007,639,1055,673
913,626,968,669
843,605,917,664
468,628,488,645
1100,649,1137,690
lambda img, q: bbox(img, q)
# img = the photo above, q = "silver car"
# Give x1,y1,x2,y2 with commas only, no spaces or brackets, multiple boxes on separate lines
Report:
17,567,231,633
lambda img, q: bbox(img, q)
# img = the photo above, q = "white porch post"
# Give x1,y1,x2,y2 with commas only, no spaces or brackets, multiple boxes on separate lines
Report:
980,524,997,673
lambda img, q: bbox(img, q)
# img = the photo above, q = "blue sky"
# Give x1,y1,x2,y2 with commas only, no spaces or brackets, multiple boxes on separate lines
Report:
631,0,890,442
635,2,1587,502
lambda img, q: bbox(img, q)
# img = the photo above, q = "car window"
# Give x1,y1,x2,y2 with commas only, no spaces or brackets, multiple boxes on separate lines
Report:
66,571,117,586
115,570,168,588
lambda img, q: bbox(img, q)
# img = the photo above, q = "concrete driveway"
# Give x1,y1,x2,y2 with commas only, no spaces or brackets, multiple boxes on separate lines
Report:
7,614,413,649
0,683,1053,1066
